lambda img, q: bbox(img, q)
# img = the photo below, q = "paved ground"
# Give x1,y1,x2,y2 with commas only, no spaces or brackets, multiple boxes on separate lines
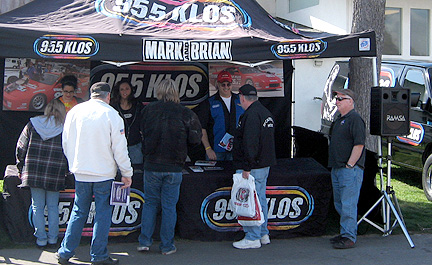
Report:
1,233,432,265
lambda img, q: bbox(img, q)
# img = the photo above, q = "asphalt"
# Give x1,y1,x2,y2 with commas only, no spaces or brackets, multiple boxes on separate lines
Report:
1,233,432,265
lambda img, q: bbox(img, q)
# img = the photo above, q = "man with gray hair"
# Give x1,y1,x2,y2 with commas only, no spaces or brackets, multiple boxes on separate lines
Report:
57,82,132,265
328,88,365,249
138,79,202,255
232,84,276,249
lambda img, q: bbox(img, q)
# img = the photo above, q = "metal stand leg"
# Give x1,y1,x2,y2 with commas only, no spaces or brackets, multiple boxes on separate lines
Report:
357,136,415,248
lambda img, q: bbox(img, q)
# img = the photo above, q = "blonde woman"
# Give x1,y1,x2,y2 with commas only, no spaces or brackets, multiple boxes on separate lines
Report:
16,99,68,249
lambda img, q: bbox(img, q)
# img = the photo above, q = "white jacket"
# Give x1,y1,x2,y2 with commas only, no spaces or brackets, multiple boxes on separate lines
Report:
63,98,133,182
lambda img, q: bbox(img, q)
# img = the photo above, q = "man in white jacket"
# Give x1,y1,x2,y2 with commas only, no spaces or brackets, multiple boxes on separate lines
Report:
57,82,132,265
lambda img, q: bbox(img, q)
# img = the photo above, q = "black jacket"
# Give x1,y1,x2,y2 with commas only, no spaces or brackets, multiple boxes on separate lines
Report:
140,100,202,172
113,101,144,146
233,101,276,171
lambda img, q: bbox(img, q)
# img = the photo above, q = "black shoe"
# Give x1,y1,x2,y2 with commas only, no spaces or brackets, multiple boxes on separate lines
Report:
55,252,71,265
329,234,343,244
91,257,119,265
332,237,355,249
37,244,46,250
46,243,58,250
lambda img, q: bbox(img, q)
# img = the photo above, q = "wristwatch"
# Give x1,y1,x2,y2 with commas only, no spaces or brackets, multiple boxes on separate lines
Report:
346,163,354,168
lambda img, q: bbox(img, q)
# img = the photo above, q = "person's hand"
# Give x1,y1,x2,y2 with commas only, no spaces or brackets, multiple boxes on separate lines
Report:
121,177,132,189
242,171,250,179
206,148,217,160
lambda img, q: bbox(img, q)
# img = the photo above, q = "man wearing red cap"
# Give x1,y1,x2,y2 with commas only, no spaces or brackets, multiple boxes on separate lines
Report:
195,70,244,161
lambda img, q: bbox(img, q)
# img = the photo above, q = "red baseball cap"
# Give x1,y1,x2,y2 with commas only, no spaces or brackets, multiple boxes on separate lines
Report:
217,70,232,83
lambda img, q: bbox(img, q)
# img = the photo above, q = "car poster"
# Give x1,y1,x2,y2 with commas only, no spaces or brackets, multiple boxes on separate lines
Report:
209,61,284,97
3,58,90,112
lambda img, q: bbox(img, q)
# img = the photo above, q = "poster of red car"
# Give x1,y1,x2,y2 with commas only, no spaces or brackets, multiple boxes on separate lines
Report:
3,58,90,111
209,61,284,97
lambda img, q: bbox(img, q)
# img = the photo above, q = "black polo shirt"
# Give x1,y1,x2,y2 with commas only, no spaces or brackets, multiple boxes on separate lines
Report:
328,109,366,169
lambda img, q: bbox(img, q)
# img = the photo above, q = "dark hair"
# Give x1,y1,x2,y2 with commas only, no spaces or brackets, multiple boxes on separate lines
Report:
110,80,135,105
61,75,78,90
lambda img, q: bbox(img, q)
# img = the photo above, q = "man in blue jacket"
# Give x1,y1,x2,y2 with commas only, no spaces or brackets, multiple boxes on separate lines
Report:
195,70,244,160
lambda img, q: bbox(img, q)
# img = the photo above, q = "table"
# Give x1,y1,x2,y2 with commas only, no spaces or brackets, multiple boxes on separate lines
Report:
1,158,331,243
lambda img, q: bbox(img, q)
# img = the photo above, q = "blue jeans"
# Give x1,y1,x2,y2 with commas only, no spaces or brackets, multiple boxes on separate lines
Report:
236,167,270,241
30,187,59,246
331,166,364,242
128,142,143,165
58,180,113,262
139,170,182,253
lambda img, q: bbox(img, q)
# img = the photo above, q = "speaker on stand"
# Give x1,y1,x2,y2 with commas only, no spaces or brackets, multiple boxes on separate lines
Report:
358,87,414,247
370,87,410,136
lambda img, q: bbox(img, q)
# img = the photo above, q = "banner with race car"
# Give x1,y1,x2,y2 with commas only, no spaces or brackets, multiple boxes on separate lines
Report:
2,58,90,111
209,61,284,98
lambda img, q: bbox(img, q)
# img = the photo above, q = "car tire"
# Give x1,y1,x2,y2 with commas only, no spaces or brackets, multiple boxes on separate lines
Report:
7,76,18,84
29,94,47,111
422,154,432,201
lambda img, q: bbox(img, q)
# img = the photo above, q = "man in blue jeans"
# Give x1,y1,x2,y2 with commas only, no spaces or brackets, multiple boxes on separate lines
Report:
138,79,202,255
328,88,365,249
232,84,276,249
57,82,133,265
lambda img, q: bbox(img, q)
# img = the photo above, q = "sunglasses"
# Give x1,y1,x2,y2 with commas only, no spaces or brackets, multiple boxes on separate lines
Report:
62,90,75,94
335,97,351,102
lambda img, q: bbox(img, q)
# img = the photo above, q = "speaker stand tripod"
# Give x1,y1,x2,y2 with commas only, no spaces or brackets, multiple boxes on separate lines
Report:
357,136,415,248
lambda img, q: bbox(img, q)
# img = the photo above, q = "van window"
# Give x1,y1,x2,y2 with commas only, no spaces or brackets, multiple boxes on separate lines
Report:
403,69,427,105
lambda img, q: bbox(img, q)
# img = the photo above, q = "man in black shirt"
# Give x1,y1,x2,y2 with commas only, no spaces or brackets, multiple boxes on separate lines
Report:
328,88,365,249
232,84,276,249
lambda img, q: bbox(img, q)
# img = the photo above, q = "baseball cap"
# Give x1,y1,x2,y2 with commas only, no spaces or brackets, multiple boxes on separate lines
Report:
333,88,356,101
90,82,111,96
239,84,257,96
217,70,232,83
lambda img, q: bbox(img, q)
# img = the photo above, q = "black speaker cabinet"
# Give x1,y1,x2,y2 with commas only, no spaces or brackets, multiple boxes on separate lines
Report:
370,87,410,136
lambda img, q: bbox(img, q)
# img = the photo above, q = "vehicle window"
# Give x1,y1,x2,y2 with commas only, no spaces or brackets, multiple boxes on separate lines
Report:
37,73,60,85
403,69,427,104
239,67,260,74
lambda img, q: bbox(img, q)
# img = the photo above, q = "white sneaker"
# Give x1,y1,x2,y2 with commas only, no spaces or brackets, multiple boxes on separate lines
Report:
137,246,150,252
232,238,261,249
260,234,270,245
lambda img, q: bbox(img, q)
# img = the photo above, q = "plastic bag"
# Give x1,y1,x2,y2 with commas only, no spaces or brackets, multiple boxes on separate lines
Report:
231,173,256,217
237,190,265,226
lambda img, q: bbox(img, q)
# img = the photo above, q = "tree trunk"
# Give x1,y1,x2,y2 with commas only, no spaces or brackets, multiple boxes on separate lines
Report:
349,0,386,153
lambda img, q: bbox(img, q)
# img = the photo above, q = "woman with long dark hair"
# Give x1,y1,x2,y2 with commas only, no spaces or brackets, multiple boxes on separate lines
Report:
110,80,144,166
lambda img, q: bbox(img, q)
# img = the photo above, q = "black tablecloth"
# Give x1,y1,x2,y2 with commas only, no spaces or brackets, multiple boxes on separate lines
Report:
2,158,331,242
177,158,332,240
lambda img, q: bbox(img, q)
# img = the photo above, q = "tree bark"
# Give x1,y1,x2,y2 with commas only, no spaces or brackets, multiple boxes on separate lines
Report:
349,0,386,153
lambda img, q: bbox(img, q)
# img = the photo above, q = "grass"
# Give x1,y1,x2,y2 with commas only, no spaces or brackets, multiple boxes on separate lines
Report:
1,166,432,249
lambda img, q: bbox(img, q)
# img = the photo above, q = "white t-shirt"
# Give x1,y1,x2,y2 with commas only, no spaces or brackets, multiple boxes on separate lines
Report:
221,96,231,112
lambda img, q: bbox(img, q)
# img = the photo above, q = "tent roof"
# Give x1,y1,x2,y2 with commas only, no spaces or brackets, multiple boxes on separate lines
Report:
0,0,376,61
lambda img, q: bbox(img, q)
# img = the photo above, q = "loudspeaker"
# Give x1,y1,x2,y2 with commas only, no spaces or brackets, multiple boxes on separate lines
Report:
370,87,410,136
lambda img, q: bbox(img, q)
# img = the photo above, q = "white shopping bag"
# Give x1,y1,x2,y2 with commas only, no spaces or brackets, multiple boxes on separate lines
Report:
231,173,256,218
237,190,265,227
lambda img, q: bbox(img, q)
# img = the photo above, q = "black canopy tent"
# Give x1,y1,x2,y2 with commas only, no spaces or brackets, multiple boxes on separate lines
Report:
0,0,376,61
0,0,377,174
